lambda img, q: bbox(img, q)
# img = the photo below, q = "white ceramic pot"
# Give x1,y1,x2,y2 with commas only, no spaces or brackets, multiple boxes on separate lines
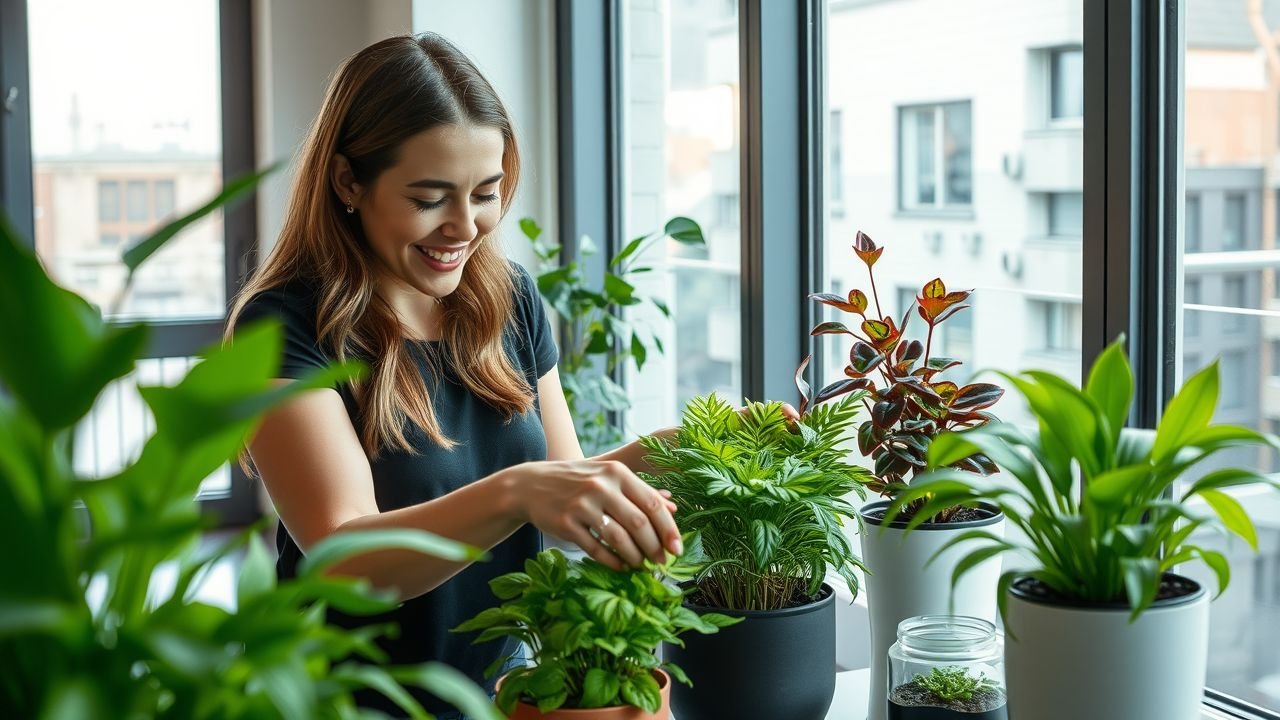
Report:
1004,574,1209,720
859,500,1005,720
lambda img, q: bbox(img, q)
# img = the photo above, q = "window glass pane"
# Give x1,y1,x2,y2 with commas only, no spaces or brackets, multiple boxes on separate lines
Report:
29,0,224,320
1051,47,1084,119
943,102,972,205
1048,192,1083,236
1223,193,1247,250
826,1,1083,434
97,180,119,222
1179,2,1279,707
829,109,845,206
154,179,176,218
622,0,742,434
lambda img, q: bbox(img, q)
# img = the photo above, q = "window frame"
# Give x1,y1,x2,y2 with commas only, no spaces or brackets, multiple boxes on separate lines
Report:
1,0,261,527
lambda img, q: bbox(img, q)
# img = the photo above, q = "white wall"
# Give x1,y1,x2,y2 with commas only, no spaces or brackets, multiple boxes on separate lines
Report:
253,0,415,253
411,0,559,271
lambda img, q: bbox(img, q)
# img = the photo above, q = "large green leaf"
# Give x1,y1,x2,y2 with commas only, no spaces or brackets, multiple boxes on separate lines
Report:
1153,361,1219,464
0,213,148,430
1197,489,1258,550
1084,338,1133,444
299,528,485,577
663,216,705,245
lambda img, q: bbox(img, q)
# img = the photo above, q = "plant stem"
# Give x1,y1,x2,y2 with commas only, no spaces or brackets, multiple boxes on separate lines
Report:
868,266,884,322
923,321,935,368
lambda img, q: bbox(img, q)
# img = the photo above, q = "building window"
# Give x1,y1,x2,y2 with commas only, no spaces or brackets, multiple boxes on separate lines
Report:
898,101,972,212
1271,340,1280,378
715,193,739,228
1220,351,1246,409
1185,194,1200,253
829,109,844,207
1050,47,1084,120
1184,277,1200,337
1029,299,1082,352
1047,192,1082,237
99,233,120,247
1223,274,1246,333
126,180,149,222
153,179,176,218
1223,193,1246,250
98,181,120,222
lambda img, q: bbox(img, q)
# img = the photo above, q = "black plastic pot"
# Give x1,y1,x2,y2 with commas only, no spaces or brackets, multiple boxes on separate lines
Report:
664,583,835,720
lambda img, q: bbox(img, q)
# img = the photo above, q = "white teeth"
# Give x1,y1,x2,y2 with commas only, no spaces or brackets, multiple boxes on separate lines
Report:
421,247,463,263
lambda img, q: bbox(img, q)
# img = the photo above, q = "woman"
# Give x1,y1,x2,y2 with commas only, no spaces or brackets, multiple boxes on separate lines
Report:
229,33,713,717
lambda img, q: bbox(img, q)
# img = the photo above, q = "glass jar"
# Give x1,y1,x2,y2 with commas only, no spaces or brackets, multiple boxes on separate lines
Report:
886,615,1007,720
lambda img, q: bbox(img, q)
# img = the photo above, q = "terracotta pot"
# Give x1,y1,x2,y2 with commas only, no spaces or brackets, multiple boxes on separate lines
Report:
500,669,671,720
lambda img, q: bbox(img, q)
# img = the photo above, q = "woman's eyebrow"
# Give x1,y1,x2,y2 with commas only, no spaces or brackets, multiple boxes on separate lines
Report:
406,173,504,190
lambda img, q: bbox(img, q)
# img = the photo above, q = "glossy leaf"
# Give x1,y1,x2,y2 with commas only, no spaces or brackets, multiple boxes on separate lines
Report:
664,216,705,245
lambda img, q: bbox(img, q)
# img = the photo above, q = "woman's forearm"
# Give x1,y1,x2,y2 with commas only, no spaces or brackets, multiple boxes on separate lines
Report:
323,469,526,600
593,426,677,476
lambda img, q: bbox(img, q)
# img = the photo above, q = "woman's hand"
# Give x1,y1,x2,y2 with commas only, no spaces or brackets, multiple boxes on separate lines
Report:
502,459,681,571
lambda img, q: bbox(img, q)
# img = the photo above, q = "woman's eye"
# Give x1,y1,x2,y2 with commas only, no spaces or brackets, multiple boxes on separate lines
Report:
473,193,500,205
411,197,446,212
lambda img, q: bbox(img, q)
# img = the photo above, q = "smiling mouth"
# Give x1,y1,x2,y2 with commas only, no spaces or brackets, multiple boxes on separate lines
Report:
415,245,465,263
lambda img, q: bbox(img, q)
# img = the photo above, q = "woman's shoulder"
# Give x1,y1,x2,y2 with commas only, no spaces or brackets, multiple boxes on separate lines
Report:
235,278,322,338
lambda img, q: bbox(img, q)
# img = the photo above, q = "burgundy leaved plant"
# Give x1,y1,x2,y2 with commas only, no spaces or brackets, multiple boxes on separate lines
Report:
796,231,1005,522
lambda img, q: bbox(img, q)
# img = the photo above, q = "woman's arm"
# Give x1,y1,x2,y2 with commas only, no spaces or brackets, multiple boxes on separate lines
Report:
250,379,682,601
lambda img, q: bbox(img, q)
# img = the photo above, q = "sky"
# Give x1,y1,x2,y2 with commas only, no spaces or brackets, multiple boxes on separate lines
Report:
28,0,222,157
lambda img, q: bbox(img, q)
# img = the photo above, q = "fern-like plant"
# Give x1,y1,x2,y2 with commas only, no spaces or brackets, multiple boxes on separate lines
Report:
910,666,998,704
639,394,872,610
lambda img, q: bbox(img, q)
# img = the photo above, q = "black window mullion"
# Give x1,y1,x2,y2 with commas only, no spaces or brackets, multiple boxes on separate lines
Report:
739,0,820,404
0,0,34,244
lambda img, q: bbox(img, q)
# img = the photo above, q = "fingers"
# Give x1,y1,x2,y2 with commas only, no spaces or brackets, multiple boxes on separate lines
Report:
616,470,683,558
601,499,666,565
593,512,647,567
562,523,626,572
781,402,801,422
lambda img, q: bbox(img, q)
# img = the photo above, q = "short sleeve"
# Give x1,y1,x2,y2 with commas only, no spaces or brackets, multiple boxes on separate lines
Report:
512,263,560,378
234,284,331,380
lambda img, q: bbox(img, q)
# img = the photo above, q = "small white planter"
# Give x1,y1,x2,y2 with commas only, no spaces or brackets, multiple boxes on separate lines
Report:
859,500,1004,720
1004,575,1209,720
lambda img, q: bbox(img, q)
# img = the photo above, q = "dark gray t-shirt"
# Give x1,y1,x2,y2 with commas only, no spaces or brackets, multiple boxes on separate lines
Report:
236,263,557,715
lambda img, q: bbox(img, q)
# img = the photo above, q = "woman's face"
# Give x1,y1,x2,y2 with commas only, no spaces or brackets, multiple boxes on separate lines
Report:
349,123,506,301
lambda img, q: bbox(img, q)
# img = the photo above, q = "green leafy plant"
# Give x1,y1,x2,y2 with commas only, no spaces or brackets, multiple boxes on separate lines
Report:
521,216,704,455
885,338,1280,622
799,231,1003,520
0,179,502,719
909,666,998,704
453,542,738,715
639,394,872,610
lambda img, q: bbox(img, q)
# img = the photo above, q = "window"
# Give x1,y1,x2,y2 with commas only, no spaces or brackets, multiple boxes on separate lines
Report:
1048,192,1083,237
1223,193,1246,250
154,179,176,218
1185,194,1200,252
829,109,844,207
30,0,225,320
98,181,120,222
898,101,972,211
1177,4,1278,707
1223,274,1246,333
1184,277,1201,337
1029,300,1082,352
1050,47,1083,120
622,0,743,432
126,180,148,222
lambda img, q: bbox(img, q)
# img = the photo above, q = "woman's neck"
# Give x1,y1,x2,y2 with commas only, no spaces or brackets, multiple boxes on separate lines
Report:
377,276,443,341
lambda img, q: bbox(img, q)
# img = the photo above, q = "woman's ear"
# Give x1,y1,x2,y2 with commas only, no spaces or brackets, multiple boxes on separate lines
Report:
330,154,364,211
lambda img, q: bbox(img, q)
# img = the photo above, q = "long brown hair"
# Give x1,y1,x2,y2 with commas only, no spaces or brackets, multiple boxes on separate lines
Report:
228,33,534,456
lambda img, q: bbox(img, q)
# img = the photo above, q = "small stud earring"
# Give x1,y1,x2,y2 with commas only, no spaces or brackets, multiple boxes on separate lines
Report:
345,199,355,214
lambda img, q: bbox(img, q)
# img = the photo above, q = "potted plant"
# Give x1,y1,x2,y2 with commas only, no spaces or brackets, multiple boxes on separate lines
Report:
886,339,1280,720
452,542,737,719
638,394,872,720
0,175,502,718
891,667,1005,720
803,231,1005,720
